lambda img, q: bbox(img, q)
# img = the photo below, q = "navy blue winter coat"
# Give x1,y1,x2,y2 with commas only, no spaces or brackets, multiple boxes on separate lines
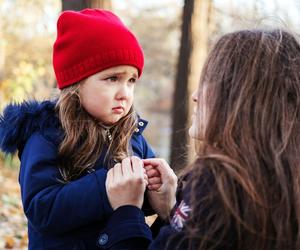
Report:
0,100,156,250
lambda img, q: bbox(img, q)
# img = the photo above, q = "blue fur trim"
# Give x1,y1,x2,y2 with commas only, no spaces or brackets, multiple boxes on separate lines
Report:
0,100,59,154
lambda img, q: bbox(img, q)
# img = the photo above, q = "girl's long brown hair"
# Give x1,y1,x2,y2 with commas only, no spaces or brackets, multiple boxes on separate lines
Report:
179,29,300,250
55,83,137,182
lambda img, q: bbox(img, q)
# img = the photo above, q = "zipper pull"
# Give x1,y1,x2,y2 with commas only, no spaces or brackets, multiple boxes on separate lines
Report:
106,129,112,142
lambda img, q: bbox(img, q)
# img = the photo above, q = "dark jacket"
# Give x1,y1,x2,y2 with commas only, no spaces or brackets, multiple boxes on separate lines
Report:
0,100,155,250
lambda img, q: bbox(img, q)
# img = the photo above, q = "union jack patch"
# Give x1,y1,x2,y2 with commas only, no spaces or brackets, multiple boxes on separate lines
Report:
170,200,191,231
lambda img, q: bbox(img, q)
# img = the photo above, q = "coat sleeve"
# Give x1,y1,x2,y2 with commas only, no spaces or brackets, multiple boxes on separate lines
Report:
97,205,185,250
19,133,113,235
96,205,152,249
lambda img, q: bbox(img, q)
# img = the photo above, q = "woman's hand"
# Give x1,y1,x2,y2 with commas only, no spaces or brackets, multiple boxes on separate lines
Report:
143,158,178,220
106,156,148,210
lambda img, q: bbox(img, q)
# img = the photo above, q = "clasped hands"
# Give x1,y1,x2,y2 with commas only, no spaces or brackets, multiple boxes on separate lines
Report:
105,156,177,220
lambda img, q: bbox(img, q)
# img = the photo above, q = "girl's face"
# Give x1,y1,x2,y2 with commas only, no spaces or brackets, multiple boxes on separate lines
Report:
79,65,138,125
189,83,209,140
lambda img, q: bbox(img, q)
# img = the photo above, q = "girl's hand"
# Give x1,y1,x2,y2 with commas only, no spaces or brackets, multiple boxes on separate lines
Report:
142,158,178,220
106,156,148,210
144,164,162,191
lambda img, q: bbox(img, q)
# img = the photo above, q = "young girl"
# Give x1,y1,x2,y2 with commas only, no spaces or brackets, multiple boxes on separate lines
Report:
0,9,160,250
100,28,300,250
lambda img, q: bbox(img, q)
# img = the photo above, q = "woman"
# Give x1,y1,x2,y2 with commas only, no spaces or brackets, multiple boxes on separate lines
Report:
99,29,300,250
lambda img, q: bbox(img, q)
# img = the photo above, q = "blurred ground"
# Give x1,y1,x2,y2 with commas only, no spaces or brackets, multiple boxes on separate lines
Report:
0,166,28,249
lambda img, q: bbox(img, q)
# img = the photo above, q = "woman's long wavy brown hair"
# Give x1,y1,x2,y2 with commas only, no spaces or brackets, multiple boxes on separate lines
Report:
55,83,137,182
178,29,300,250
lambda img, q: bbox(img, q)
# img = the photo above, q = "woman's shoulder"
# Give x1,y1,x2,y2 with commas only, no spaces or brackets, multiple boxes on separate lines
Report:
0,100,63,155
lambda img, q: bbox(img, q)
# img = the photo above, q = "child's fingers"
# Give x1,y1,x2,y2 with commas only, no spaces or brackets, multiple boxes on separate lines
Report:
144,164,160,179
148,175,162,191
122,157,132,173
146,168,160,178
121,157,132,177
148,159,175,179
148,176,161,185
144,173,149,186
143,158,161,167
148,184,162,191
144,164,154,171
131,156,145,177
143,168,149,182
113,163,122,182
132,156,149,187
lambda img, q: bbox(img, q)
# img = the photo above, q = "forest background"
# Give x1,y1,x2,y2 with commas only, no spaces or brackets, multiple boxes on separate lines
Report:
0,0,298,248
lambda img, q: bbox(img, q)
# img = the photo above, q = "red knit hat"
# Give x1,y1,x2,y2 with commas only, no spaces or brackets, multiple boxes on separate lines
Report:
53,9,144,89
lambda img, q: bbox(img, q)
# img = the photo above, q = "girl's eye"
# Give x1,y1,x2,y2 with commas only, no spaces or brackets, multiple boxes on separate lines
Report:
106,76,118,82
129,78,136,83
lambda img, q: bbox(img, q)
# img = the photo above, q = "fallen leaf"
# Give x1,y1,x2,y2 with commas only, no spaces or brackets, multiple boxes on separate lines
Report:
4,236,15,249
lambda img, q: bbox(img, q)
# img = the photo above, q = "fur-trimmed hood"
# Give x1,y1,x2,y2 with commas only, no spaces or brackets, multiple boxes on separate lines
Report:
0,100,60,154
0,100,149,155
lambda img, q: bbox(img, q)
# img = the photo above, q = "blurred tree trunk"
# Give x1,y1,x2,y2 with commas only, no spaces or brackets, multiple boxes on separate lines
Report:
62,0,112,11
87,0,112,9
170,0,213,172
62,0,87,11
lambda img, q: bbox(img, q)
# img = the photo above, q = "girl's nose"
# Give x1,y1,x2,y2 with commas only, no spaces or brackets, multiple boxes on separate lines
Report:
116,84,130,100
